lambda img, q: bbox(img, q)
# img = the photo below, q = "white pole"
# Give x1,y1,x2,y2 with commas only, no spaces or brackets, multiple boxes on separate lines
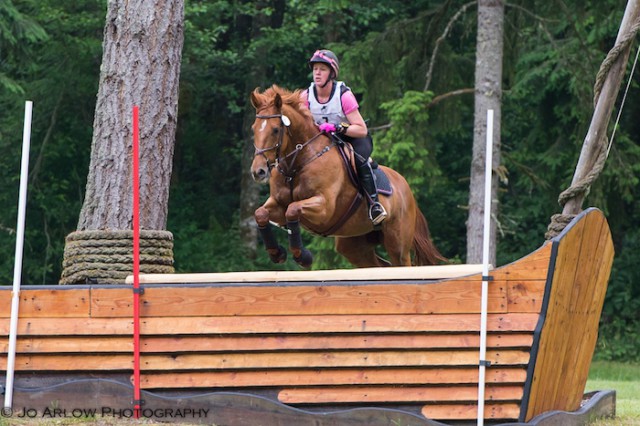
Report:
477,109,493,426
4,101,33,410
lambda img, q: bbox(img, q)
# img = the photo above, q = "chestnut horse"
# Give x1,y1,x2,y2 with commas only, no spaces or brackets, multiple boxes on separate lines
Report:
250,85,444,268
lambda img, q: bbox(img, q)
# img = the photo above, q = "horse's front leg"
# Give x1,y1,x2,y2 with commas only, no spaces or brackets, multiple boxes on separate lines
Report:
285,195,331,268
255,199,287,264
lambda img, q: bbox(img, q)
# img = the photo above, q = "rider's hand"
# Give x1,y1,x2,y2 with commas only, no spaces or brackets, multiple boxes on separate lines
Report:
319,122,337,133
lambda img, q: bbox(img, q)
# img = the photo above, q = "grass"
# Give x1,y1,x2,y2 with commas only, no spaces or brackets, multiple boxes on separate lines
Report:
586,360,640,425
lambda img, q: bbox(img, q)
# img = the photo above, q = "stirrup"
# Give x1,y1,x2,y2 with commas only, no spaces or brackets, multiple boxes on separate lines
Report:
369,202,387,226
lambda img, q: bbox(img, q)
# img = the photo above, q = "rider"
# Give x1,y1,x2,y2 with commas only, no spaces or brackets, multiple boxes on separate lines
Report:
300,49,387,226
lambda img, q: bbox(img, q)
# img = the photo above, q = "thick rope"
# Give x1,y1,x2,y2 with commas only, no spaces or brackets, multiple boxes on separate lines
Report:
59,229,174,284
546,18,640,240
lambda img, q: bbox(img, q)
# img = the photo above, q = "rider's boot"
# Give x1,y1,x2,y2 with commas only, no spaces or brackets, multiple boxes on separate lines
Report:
357,162,387,226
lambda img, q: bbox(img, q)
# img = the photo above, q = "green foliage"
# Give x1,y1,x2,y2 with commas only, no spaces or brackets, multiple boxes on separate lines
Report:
0,0,102,284
376,91,436,187
0,0,48,93
594,230,640,363
587,361,640,421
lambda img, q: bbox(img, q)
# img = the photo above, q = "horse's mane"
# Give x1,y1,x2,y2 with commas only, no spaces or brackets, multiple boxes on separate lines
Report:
252,84,313,122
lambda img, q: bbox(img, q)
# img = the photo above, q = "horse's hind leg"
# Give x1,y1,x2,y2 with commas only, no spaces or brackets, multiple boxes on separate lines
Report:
335,235,384,268
382,222,414,266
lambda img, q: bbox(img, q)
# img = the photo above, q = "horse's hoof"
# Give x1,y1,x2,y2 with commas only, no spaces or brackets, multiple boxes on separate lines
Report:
294,248,313,269
268,245,287,264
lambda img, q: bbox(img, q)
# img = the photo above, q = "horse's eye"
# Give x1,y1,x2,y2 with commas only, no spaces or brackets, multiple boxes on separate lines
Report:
272,127,279,135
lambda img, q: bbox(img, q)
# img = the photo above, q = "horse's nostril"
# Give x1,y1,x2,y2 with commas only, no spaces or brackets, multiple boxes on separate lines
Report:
252,167,268,182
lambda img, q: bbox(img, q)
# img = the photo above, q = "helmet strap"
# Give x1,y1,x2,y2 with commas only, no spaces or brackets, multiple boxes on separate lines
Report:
316,72,330,88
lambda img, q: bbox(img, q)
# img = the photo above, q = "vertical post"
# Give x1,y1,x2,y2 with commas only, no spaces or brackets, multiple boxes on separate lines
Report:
562,0,640,215
132,106,142,418
477,109,494,426
4,101,33,410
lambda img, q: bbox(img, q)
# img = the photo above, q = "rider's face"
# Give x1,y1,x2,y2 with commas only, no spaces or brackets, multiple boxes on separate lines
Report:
312,63,331,86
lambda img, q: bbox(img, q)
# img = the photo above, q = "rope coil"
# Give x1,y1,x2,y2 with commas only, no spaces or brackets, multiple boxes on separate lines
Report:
59,229,174,284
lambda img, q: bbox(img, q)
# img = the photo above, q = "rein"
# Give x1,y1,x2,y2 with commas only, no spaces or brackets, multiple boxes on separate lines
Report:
254,112,336,197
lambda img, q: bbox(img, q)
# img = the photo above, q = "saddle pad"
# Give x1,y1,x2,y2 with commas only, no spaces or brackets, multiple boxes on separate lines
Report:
373,166,392,196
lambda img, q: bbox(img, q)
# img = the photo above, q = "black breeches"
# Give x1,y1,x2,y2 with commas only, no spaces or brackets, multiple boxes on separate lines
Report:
344,134,373,166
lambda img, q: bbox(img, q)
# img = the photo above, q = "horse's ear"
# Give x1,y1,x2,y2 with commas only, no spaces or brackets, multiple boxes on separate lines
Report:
250,88,261,110
274,93,282,111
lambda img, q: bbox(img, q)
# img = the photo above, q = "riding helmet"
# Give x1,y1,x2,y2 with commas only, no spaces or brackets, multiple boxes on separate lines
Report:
309,49,340,79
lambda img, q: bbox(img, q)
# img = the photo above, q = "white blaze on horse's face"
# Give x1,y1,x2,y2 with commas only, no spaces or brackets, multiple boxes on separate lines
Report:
251,116,281,184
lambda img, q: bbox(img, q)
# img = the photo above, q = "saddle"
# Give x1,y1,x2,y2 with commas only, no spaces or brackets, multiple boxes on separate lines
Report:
336,142,393,197
315,141,391,236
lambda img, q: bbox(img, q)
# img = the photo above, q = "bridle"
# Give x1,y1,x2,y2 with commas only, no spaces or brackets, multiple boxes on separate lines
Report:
254,111,335,197
254,113,289,172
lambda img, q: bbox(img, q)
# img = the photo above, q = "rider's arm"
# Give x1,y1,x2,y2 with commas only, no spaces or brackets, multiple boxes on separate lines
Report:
341,91,368,138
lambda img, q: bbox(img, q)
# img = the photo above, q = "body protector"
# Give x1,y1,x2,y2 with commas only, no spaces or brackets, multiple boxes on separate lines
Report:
307,81,349,126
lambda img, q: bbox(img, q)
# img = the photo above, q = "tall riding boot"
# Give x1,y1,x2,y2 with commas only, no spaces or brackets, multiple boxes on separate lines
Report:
357,162,387,226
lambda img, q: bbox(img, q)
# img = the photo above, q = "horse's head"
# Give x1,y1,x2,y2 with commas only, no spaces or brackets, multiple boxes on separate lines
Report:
250,85,307,183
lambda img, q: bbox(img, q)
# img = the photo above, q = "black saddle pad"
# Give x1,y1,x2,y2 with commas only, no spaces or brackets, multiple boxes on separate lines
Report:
372,165,392,196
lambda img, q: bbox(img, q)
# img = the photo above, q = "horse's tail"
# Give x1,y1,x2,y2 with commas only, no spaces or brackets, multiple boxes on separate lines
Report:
413,209,447,266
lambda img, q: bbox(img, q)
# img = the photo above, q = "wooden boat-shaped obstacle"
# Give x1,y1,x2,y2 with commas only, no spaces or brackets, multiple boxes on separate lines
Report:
0,208,615,425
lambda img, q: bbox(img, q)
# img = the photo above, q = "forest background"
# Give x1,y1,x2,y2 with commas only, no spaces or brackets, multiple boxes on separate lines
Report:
0,0,639,362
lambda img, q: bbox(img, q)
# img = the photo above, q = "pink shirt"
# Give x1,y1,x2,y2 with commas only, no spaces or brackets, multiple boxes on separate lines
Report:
301,86,360,116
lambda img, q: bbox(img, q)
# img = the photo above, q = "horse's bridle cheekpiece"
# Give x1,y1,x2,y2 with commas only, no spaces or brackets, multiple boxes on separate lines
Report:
254,113,291,171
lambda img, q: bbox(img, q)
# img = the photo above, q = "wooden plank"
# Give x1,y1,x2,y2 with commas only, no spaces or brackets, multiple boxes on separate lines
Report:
525,209,614,421
0,318,132,336
138,314,538,335
0,336,132,353
278,385,524,404
139,333,534,353
542,211,613,413
527,213,586,417
0,333,533,354
140,368,528,389
0,354,132,371
506,280,545,313
0,313,539,336
423,402,521,420
138,349,530,371
90,280,508,318
0,350,529,372
548,212,602,410
126,264,489,284
492,243,552,281
0,288,90,318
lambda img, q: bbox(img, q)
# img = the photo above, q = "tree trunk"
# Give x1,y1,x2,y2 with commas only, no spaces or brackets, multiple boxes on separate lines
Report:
60,0,184,284
78,0,184,231
466,0,503,265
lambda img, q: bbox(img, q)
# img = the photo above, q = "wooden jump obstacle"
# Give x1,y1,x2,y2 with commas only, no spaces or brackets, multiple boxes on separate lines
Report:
0,208,615,425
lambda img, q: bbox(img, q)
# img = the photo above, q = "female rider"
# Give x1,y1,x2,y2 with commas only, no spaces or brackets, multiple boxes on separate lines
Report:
299,49,387,226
